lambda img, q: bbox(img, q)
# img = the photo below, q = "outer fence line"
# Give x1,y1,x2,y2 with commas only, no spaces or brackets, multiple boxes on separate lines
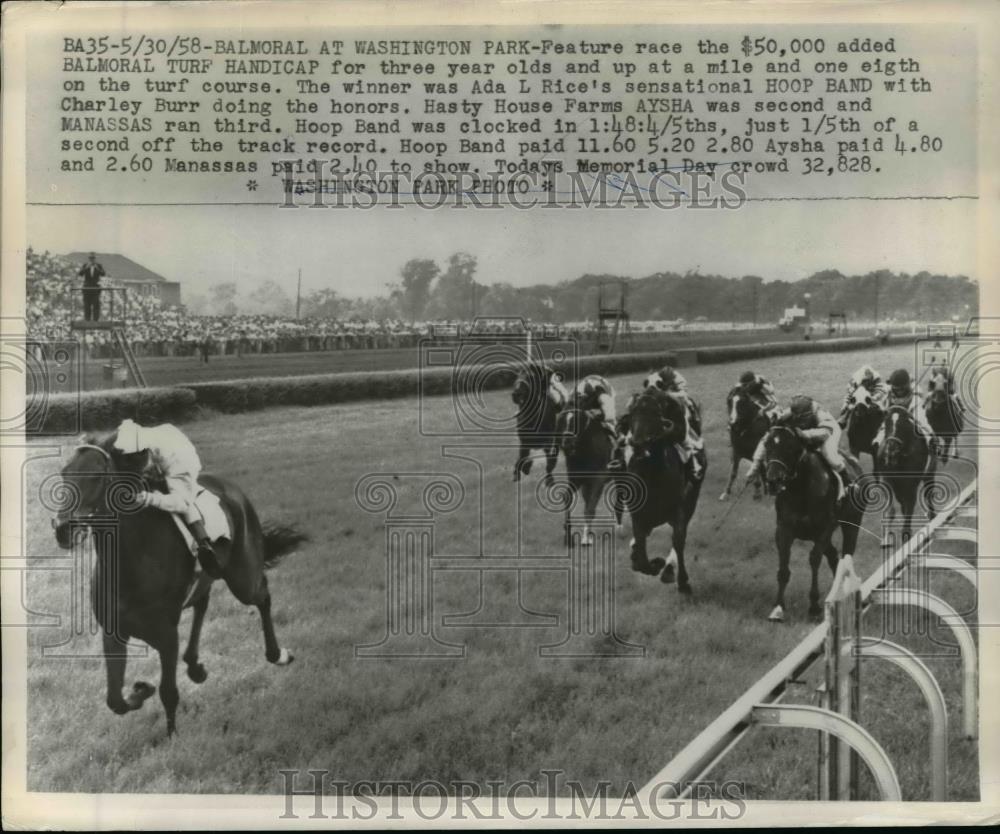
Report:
641,479,977,801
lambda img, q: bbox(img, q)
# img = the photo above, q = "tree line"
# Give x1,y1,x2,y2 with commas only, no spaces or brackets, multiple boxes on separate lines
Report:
187,256,978,324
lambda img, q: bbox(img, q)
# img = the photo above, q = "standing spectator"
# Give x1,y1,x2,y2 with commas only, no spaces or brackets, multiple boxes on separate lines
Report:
79,252,105,321
199,328,212,364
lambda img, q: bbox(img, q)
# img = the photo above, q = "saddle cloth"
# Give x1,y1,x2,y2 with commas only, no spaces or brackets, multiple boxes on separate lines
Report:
172,487,231,553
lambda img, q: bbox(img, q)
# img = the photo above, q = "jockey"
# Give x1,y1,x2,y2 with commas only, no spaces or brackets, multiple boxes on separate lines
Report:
573,374,618,441
112,418,224,577
925,362,966,414
644,365,704,478
839,365,889,425
530,359,569,408
748,394,859,500
738,370,781,420
873,368,937,455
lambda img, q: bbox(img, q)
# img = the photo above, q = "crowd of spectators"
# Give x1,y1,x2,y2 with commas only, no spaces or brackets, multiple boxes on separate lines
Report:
26,249,583,360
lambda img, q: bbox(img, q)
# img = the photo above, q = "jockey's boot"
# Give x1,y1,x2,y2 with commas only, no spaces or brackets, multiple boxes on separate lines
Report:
832,456,861,502
927,435,939,466
189,519,223,578
679,440,704,480
843,454,863,484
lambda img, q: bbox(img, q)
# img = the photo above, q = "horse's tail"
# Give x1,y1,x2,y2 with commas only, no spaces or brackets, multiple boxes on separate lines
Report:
261,523,308,569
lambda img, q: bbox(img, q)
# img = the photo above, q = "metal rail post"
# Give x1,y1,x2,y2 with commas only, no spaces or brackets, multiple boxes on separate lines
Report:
846,638,949,800
871,587,977,740
824,555,863,799
751,704,902,801
917,553,978,593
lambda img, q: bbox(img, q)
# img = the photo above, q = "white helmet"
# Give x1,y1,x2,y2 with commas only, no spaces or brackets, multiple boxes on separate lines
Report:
113,419,142,454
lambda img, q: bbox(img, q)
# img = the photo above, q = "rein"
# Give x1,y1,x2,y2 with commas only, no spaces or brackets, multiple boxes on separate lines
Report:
764,426,807,483
75,443,113,465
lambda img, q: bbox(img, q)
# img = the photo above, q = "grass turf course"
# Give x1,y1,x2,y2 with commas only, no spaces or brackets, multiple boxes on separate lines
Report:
23,342,978,798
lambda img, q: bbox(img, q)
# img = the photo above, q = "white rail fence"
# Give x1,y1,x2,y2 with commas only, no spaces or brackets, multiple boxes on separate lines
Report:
641,479,978,802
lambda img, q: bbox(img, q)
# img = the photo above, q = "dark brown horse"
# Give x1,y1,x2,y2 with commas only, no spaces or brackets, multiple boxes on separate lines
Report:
720,386,770,501
52,435,306,735
623,387,705,593
843,386,884,462
877,406,936,538
761,426,863,622
511,362,563,483
925,372,964,462
555,401,617,546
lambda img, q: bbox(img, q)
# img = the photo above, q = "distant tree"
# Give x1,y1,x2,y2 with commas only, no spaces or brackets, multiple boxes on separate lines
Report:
739,275,765,324
183,292,209,315
208,282,238,315
245,280,293,316
395,258,439,322
426,252,478,319
303,288,344,319
478,282,520,316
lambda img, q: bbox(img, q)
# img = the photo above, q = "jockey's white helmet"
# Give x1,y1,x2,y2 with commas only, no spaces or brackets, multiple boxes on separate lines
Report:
113,419,142,454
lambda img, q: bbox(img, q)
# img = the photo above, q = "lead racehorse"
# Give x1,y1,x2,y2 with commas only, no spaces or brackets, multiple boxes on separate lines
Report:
52,434,306,735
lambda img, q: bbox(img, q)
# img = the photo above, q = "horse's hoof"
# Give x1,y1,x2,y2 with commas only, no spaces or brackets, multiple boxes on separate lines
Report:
126,681,156,708
808,608,823,623
660,563,675,584
631,556,663,576
768,605,784,622
274,647,294,666
187,663,208,684
677,580,693,595
543,474,554,487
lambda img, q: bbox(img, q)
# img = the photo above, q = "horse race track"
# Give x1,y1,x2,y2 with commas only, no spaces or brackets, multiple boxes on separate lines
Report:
23,342,979,799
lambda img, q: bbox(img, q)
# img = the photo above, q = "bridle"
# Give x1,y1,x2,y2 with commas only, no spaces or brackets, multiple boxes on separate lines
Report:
764,425,806,488
880,406,913,465
730,388,763,433
51,444,113,530
76,443,113,466
628,392,676,454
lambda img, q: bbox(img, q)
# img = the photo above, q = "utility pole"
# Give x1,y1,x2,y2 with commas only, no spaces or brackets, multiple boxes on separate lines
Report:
873,272,879,327
296,268,302,319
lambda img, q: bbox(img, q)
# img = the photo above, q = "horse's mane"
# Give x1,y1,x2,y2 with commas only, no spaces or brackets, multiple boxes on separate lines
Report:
632,387,686,443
